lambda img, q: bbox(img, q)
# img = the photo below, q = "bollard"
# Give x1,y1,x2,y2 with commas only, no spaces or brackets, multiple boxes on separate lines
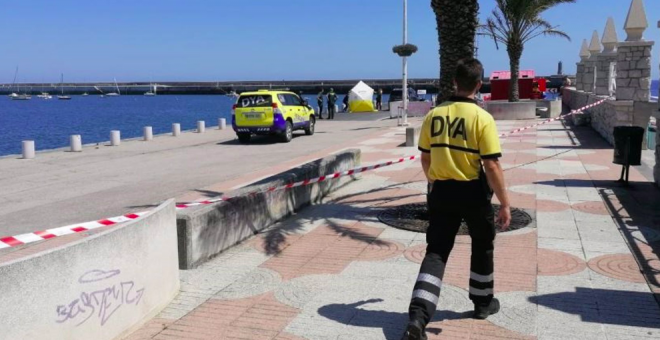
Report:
70,135,82,152
22,140,35,159
173,123,181,136
218,118,227,130
144,126,153,141
197,120,206,133
110,130,121,146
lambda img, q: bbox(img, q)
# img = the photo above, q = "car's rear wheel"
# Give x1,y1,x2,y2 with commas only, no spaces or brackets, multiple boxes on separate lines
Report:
280,121,293,143
304,116,315,136
237,133,251,144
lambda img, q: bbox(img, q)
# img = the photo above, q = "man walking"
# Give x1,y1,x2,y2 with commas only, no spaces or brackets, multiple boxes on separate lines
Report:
327,88,337,120
317,90,325,119
402,58,511,340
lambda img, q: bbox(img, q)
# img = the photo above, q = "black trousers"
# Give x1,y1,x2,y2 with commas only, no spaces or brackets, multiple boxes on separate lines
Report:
317,102,324,118
408,179,496,326
328,103,336,119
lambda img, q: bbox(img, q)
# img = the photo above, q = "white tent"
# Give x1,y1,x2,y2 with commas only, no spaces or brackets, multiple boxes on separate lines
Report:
348,81,376,113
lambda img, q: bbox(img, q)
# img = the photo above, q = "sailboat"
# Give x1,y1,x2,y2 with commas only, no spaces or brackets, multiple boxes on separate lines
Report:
144,83,157,96
105,78,121,97
57,74,71,100
8,66,19,98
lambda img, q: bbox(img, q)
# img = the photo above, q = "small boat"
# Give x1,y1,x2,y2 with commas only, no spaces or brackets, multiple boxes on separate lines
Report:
57,74,72,100
37,92,53,99
105,78,121,97
8,93,18,98
12,94,31,100
82,92,88,96
144,83,157,96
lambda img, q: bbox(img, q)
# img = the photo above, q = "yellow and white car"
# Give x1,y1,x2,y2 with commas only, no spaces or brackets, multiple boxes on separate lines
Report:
232,90,316,143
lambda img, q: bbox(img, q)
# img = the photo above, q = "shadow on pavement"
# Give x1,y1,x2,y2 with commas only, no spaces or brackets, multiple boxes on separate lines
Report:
529,287,660,329
317,299,472,340
257,182,424,256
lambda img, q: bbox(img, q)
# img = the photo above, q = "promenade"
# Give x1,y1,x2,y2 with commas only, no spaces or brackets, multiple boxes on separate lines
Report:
0,113,392,239
122,117,660,340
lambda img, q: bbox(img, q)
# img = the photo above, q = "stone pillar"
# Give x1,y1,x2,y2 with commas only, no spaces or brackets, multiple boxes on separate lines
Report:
596,18,619,96
583,31,601,93
616,0,653,101
576,39,590,91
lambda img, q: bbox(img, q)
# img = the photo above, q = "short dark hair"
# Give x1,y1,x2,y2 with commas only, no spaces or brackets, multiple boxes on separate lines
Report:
454,58,483,93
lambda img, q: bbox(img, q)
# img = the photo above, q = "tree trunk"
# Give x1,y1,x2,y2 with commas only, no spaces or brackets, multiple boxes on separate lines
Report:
507,44,523,102
431,0,479,104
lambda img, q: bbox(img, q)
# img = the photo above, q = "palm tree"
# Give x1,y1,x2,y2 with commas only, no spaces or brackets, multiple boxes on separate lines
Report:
431,0,480,104
482,0,573,102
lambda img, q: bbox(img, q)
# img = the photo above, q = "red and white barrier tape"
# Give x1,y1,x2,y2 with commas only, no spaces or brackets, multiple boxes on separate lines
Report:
173,155,419,210
499,98,608,137
0,156,419,249
0,212,149,249
0,98,608,249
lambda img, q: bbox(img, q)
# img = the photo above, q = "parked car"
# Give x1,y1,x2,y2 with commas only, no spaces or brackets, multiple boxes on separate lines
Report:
232,90,316,143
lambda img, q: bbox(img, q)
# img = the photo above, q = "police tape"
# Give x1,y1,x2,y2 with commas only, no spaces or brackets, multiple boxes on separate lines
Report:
0,99,609,249
0,156,419,249
174,155,419,208
498,98,608,137
0,212,150,249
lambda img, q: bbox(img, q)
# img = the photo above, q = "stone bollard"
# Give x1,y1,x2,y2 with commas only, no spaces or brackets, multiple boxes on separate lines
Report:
110,130,121,146
197,121,206,133
144,126,153,141
173,123,181,136
70,135,82,152
218,118,227,130
22,140,35,159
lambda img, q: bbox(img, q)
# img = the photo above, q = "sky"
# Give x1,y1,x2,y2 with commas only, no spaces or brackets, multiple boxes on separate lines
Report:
0,0,658,83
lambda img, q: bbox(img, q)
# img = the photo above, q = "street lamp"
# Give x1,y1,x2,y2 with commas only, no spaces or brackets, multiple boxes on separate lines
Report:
392,0,417,126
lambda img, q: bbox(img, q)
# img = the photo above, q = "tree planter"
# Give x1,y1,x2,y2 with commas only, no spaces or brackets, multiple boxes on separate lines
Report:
392,44,418,57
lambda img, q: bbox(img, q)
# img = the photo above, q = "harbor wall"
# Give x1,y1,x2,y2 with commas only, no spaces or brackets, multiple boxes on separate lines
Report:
562,88,653,149
0,200,179,340
176,149,361,269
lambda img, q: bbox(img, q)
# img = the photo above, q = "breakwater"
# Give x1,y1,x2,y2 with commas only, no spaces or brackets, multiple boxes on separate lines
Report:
0,76,570,95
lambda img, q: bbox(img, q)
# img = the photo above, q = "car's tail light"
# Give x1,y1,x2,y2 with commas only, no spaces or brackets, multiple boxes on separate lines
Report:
231,104,237,115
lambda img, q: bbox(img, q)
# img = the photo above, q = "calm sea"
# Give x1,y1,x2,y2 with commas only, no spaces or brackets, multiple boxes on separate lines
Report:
0,95,238,156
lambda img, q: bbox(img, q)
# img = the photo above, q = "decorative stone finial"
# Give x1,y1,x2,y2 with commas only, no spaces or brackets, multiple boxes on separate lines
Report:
624,0,648,41
579,39,590,60
602,17,618,53
588,30,602,54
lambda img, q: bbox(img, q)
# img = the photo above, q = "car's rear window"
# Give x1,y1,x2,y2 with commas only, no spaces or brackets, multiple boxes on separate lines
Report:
237,94,273,108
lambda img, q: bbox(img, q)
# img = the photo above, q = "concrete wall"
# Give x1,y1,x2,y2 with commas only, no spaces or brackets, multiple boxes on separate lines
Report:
562,88,654,149
485,100,537,120
177,150,361,269
0,200,179,340
536,99,562,119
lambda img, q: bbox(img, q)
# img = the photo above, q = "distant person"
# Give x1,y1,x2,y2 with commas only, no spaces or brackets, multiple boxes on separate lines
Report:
327,88,337,119
376,89,383,111
317,90,325,119
343,93,350,112
559,76,572,97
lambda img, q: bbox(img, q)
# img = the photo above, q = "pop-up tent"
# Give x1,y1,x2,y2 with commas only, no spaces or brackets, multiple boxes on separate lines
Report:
348,81,376,113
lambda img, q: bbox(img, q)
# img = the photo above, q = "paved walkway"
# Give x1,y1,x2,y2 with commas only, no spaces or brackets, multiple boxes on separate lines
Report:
0,112,392,237
125,118,660,340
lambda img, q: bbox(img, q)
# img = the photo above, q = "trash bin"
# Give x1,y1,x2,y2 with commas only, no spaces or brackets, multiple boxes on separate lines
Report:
613,126,645,166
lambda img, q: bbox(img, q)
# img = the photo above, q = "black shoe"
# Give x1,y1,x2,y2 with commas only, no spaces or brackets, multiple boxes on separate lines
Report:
473,298,500,320
401,319,427,340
